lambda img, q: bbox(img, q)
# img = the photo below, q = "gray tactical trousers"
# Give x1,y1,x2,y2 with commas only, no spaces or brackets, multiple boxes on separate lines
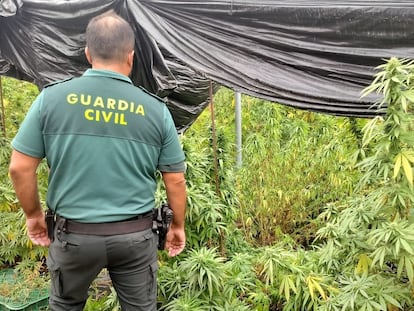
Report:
46,226,158,311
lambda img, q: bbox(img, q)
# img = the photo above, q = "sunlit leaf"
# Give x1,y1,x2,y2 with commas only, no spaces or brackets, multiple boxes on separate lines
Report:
400,238,414,255
355,254,372,275
402,90,414,102
382,293,402,308
394,153,402,179
405,256,414,284
401,154,413,186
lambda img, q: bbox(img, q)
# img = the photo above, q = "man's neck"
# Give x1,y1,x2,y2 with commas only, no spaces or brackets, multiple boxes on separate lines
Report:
91,62,130,77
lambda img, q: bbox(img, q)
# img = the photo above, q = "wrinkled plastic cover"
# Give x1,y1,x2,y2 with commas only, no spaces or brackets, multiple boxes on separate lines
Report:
1,1,414,131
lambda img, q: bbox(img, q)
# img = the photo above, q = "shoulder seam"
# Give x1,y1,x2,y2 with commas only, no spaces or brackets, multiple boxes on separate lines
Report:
137,86,166,103
43,77,74,88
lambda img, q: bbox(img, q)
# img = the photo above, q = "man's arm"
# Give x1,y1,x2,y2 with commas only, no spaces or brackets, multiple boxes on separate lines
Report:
9,149,50,247
161,171,187,257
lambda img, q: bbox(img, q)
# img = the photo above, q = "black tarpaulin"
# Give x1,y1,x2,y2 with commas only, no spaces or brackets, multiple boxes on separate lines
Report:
1,1,414,131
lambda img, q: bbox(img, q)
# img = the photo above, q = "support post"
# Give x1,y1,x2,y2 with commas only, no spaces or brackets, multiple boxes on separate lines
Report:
209,81,220,196
0,77,6,137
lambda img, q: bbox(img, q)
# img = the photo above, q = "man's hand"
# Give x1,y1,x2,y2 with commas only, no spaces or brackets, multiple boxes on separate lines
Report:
165,225,185,257
9,150,48,246
26,211,50,247
161,171,187,257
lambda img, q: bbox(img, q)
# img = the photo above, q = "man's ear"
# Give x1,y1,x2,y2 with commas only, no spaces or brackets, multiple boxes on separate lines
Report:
127,50,134,67
85,47,92,64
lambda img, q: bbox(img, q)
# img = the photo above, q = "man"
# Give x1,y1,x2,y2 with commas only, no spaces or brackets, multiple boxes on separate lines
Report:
8,11,186,311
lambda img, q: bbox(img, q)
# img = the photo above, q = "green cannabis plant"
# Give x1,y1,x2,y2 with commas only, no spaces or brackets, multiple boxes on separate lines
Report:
315,57,414,310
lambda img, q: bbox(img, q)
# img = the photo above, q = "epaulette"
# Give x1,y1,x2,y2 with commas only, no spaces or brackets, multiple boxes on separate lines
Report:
137,85,166,103
43,77,74,88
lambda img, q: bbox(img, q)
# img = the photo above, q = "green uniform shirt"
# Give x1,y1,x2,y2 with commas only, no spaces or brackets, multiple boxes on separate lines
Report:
12,69,185,222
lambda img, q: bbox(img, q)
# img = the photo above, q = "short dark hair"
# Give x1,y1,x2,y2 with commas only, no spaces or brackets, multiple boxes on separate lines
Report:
86,11,135,62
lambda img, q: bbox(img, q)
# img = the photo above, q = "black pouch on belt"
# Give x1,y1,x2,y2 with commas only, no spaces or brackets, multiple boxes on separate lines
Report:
152,203,173,250
45,209,55,242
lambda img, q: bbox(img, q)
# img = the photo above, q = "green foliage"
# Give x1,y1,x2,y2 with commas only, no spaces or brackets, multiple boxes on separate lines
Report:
158,247,260,310
0,78,47,267
0,210,48,266
0,264,49,301
314,57,414,310
84,287,120,311
183,88,365,248
155,131,239,252
0,137,17,212
359,58,414,214
0,77,39,138
180,247,226,299
2,57,414,310
320,274,412,311
233,96,364,246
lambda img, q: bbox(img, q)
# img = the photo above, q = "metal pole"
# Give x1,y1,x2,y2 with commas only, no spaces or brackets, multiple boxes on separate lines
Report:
235,92,242,167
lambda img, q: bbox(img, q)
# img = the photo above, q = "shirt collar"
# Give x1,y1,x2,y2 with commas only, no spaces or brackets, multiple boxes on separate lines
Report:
83,69,133,84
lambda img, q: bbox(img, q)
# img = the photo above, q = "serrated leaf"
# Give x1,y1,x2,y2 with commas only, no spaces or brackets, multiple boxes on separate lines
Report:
405,152,414,163
394,153,402,179
360,288,370,299
313,280,327,300
401,95,408,111
405,256,414,283
391,76,402,83
284,283,290,301
377,297,388,310
400,238,414,255
402,90,414,102
401,155,413,186
371,246,387,267
361,82,383,97
306,277,315,300
288,277,297,294
382,293,402,308
279,276,290,300
396,238,401,254
397,256,404,278
355,253,371,275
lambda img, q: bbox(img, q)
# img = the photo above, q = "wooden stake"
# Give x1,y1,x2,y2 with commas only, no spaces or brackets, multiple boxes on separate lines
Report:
209,80,220,196
0,77,6,137
209,81,226,256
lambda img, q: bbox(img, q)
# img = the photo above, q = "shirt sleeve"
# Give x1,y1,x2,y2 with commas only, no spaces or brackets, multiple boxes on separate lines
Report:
11,92,45,158
158,161,186,172
157,105,185,171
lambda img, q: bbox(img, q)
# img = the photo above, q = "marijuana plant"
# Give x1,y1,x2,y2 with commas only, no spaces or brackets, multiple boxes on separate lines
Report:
315,57,414,310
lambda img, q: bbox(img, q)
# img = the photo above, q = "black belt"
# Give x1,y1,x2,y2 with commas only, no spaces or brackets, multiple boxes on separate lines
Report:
56,212,153,236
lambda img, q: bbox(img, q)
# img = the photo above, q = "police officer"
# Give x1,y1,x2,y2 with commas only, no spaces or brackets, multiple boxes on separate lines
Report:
9,11,187,311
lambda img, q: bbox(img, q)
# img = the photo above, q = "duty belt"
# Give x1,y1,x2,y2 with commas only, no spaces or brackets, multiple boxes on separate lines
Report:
56,212,153,236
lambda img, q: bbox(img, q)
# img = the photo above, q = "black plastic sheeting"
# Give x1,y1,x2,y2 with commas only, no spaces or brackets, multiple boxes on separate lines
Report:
1,1,414,131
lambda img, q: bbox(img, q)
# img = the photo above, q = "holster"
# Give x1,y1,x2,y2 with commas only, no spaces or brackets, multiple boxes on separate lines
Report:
152,203,173,250
45,209,56,242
